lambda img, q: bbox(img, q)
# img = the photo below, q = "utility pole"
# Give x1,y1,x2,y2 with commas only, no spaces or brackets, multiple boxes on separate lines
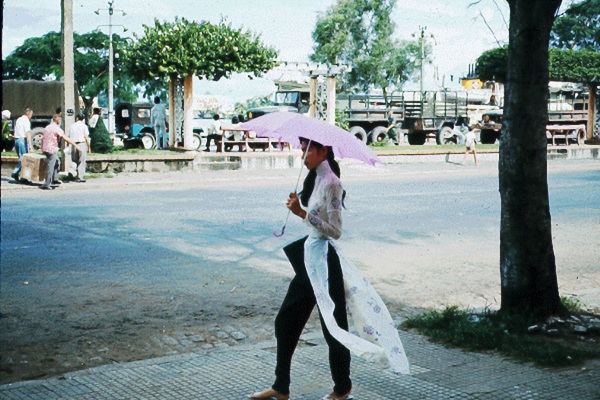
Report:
419,26,426,100
95,1,126,135
61,0,75,172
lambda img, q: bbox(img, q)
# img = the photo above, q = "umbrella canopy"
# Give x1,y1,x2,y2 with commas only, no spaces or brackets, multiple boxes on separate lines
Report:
240,112,379,165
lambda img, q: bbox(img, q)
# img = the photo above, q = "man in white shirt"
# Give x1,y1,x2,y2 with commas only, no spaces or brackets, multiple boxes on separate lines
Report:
151,96,168,149
204,114,222,152
11,108,33,182
68,113,91,182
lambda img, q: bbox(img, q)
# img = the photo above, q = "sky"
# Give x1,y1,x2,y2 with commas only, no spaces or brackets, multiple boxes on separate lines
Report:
2,0,575,103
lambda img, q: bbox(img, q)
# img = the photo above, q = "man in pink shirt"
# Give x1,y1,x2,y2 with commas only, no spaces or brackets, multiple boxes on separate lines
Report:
40,114,80,190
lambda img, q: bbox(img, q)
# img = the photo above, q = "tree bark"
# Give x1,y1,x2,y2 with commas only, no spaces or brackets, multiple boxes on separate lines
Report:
183,75,194,149
169,76,176,147
499,0,566,321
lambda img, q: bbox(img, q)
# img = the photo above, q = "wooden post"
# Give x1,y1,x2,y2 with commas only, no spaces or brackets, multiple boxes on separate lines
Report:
169,76,176,147
326,75,336,125
588,84,597,140
61,0,75,172
309,77,317,118
183,75,194,149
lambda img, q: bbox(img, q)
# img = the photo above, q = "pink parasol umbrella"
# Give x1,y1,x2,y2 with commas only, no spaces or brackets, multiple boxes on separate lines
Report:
240,112,379,165
241,112,379,236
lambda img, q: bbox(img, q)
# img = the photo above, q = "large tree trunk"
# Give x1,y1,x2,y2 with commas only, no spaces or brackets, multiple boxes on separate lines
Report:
499,0,566,321
183,75,194,149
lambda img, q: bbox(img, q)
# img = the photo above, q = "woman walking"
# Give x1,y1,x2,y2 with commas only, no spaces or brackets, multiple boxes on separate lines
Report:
250,138,408,400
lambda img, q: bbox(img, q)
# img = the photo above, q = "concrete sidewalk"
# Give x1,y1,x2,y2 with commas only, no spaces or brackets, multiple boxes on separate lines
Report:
1,331,598,399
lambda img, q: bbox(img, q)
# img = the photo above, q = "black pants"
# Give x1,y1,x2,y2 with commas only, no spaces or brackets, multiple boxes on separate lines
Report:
272,236,351,395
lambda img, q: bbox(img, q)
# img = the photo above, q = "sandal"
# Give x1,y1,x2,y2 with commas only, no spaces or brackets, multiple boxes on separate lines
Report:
321,391,353,400
248,388,289,400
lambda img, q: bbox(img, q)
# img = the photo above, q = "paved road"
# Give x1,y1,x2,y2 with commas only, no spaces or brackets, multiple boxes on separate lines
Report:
1,159,598,385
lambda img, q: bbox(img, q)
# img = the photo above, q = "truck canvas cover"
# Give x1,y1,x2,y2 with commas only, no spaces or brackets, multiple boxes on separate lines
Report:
2,80,79,117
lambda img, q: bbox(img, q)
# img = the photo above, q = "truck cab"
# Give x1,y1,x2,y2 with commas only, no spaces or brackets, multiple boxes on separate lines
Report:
246,82,310,120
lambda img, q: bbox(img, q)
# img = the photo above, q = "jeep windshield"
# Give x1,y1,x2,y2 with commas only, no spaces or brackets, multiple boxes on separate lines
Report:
273,91,299,107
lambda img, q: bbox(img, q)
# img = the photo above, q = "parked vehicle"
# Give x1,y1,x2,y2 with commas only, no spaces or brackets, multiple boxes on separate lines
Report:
115,102,203,150
479,82,590,144
2,80,79,151
245,81,501,145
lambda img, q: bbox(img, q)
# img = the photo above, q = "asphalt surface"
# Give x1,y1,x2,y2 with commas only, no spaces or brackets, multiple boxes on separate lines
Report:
1,157,599,398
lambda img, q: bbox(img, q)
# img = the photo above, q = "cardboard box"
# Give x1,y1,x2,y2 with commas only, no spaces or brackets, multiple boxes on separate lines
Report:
21,153,47,182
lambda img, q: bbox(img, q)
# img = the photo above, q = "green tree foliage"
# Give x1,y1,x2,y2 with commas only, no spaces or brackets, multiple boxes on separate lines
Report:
476,46,600,83
310,0,422,102
124,18,278,87
550,0,600,51
548,49,600,83
474,46,508,83
2,31,138,112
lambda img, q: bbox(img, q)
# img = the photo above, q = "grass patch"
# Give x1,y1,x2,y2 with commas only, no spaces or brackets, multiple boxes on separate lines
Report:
369,143,499,151
561,296,584,313
402,306,600,368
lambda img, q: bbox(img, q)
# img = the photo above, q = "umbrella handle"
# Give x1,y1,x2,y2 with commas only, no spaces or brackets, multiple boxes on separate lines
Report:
272,141,311,237
273,209,291,237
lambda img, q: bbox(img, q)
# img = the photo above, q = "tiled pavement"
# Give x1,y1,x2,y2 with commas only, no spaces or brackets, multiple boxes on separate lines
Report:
1,332,598,399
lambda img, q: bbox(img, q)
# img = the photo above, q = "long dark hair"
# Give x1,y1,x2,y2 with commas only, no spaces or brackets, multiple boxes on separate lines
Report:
299,140,346,207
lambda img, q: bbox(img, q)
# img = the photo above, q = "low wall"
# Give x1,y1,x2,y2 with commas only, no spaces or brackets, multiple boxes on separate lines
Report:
2,146,597,176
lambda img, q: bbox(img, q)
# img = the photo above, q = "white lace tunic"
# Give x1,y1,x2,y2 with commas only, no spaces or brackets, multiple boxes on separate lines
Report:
302,160,410,374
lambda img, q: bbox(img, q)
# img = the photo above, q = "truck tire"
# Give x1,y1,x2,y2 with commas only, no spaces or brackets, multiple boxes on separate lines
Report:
480,129,498,144
141,134,156,150
191,133,202,150
349,126,367,143
30,128,44,151
576,127,585,145
407,132,426,145
369,126,388,143
437,127,454,145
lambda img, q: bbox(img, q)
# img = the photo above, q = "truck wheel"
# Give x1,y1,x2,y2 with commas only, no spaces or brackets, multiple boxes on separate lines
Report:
576,128,585,145
480,129,497,144
30,128,44,151
191,133,202,150
437,127,454,145
141,134,156,150
369,126,388,143
407,132,426,145
349,126,367,143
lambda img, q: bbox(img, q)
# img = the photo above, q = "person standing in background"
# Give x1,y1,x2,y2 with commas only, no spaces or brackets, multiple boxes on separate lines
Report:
2,110,12,152
11,108,33,182
68,113,91,182
204,114,223,152
151,96,168,150
385,110,400,145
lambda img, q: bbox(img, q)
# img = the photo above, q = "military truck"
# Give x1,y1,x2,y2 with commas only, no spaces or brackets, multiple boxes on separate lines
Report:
2,80,79,151
246,81,501,145
479,82,590,144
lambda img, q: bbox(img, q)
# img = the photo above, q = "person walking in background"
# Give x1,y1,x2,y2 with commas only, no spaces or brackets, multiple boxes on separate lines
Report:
204,114,222,152
151,96,168,150
40,114,80,190
68,113,91,182
385,110,399,145
462,128,478,166
11,108,33,182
